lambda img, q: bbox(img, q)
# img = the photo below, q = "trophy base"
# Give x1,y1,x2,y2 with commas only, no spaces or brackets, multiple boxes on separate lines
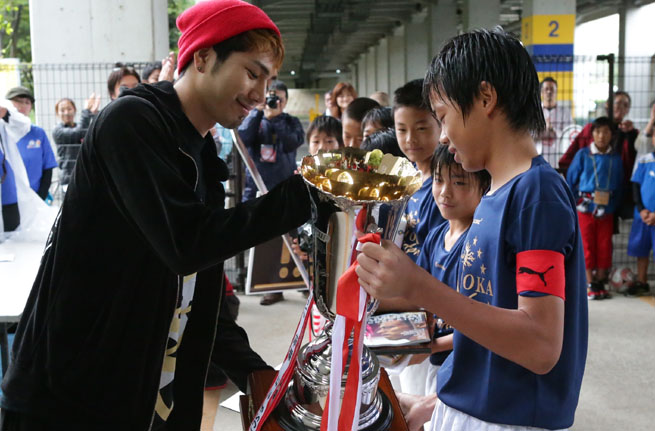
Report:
241,368,408,431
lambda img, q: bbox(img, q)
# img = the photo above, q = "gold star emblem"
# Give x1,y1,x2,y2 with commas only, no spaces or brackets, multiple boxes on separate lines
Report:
477,249,483,258
480,264,486,274
473,236,478,246
473,218,483,225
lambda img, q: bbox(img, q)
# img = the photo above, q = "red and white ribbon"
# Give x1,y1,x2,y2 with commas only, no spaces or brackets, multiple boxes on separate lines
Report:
249,289,315,431
321,232,381,431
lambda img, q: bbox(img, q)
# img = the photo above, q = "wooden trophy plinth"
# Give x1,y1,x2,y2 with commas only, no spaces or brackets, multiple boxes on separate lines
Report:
240,368,408,431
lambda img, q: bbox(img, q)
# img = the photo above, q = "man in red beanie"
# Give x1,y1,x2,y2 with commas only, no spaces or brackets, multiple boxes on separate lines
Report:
0,1,312,430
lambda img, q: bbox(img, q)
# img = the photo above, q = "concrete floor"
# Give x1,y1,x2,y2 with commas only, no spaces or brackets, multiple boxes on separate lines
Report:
208,291,655,431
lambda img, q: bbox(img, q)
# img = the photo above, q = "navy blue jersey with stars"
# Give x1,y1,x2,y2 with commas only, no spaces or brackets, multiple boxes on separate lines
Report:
402,177,444,262
436,156,588,430
417,221,466,367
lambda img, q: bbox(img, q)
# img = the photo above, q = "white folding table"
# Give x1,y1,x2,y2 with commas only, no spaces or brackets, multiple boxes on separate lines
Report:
0,239,45,375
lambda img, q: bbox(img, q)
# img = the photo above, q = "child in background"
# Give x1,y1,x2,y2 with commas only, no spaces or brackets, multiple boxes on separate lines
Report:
399,144,491,431
306,115,343,155
567,116,624,300
627,129,655,296
342,97,380,148
361,128,404,157
358,29,587,431
362,106,394,138
394,79,444,263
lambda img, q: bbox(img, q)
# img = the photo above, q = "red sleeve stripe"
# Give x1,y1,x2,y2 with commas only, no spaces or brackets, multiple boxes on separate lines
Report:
516,250,565,300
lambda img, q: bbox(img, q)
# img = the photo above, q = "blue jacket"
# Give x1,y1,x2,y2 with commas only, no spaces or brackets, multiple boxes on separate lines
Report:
238,109,304,201
566,146,624,214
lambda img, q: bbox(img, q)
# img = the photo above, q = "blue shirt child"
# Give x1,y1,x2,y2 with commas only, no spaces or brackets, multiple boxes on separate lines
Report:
16,125,57,193
566,146,624,214
402,177,444,262
417,221,466,367
628,152,655,257
437,156,588,430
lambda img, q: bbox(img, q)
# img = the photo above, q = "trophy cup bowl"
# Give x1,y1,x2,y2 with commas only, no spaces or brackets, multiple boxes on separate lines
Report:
277,148,421,431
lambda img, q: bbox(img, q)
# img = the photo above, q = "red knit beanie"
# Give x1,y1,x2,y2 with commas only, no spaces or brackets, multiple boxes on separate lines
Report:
176,0,280,74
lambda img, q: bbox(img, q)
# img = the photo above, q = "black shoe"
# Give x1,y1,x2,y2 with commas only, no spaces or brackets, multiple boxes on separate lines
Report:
260,292,284,305
625,282,651,297
587,282,603,300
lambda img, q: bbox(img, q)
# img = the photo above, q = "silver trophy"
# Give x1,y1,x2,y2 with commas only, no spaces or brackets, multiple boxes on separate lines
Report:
276,148,421,431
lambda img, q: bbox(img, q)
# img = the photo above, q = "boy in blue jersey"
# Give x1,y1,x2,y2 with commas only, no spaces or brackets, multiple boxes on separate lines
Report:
627,131,655,296
357,29,588,431
399,145,490,430
394,79,444,263
566,117,623,300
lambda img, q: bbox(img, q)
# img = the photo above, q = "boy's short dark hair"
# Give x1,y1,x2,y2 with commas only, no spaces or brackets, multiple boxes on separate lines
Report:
362,107,394,131
424,28,545,135
142,62,162,81
393,79,427,111
306,115,344,147
431,144,491,194
540,77,557,90
269,80,288,99
107,64,141,98
361,128,404,157
343,97,380,122
591,116,613,133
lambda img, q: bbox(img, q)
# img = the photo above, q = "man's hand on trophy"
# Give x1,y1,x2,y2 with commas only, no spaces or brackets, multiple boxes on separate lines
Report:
356,240,421,303
396,393,437,431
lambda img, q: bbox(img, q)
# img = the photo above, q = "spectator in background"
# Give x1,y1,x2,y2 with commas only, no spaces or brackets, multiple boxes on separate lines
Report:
537,77,573,168
324,90,334,116
107,63,141,100
559,91,637,218
6,86,57,201
329,81,357,118
369,91,390,107
142,62,163,83
362,106,393,138
238,80,304,306
566,117,624,300
306,114,343,155
0,100,32,232
52,94,100,186
342,97,380,148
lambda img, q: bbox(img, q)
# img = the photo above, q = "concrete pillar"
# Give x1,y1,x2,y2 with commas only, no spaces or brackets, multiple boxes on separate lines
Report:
404,10,429,81
357,54,367,98
428,0,459,59
365,46,377,96
463,0,500,30
375,38,390,96
30,0,169,132
388,25,406,94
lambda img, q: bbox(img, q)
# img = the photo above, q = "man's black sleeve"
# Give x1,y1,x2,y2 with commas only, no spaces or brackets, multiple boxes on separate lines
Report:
92,96,312,275
37,168,52,200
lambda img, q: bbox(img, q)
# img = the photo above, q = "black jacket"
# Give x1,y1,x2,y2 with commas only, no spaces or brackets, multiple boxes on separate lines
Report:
0,82,311,430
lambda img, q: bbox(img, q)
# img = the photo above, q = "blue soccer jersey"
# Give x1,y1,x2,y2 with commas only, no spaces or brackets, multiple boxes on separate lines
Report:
0,147,18,205
437,156,588,430
16,125,57,193
417,221,466,366
631,152,655,212
402,177,444,262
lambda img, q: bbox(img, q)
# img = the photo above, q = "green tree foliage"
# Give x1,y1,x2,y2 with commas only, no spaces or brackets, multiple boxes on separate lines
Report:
0,0,30,62
168,0,194,51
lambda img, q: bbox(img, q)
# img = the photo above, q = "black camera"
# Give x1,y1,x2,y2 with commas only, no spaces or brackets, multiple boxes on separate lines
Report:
265,91,280,109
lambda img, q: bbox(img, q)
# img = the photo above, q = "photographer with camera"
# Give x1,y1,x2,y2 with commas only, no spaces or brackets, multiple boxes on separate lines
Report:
238,80,304,305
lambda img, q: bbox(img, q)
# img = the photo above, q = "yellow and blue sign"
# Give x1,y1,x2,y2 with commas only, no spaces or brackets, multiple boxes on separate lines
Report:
522,13,575,101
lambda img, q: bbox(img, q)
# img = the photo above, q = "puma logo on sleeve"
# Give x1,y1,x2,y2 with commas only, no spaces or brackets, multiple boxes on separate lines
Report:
518,265,554,286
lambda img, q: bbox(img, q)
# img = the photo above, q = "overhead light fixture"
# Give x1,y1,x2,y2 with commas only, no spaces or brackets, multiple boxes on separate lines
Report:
336,69,341,74
290,70,296,75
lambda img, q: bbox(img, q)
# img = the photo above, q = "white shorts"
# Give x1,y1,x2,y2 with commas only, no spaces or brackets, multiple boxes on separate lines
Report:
429,398,568,431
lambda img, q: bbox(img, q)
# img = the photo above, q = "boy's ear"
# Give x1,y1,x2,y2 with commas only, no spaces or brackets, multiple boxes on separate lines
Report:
478,81,498,115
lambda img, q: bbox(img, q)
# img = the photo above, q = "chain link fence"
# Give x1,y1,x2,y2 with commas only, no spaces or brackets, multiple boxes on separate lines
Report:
2,54,654,286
